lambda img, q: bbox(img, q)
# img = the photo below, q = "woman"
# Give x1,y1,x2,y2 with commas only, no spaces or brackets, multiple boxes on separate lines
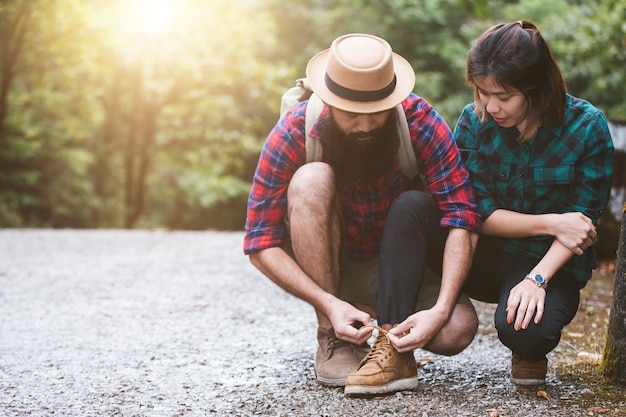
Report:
454,20,614,385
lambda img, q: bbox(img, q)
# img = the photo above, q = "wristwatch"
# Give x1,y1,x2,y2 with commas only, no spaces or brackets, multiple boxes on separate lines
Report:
525,274,548,289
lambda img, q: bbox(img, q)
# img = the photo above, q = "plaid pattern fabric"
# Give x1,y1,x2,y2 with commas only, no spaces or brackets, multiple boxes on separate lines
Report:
244,93,480,261
454,94,614,283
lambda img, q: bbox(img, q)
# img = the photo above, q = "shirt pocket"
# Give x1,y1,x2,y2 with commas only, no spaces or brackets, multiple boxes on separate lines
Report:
533,165,574,185
532,165,574,211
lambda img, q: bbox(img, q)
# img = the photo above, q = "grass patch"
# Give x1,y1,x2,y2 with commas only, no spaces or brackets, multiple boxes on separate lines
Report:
550,269,626,415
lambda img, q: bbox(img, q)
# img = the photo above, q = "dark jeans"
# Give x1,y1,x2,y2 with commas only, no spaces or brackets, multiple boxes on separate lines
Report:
464,237,580,359
377,191,447,324
377,190,581,359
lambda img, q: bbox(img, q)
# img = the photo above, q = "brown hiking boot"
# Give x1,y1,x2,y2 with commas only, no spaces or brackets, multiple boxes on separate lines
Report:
315,327,369,387
510,353,547,385
344,332,418,395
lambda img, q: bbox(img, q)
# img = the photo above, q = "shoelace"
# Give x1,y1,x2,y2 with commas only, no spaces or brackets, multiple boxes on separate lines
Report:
325,329,352,354
364,324,390,342
327,324,390,354
361,325,394,362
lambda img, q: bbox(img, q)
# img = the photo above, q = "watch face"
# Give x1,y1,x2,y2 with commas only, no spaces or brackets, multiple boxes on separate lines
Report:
535,275,545,284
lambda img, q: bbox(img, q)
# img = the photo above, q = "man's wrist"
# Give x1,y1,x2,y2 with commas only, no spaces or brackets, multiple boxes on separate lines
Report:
431,302,455,322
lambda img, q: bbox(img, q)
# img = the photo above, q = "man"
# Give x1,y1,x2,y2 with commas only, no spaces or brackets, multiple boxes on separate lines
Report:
244,33,480,395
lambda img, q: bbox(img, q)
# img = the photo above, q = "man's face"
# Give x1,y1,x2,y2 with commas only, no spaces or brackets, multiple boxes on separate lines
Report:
319,106,399,183
328,107,393,144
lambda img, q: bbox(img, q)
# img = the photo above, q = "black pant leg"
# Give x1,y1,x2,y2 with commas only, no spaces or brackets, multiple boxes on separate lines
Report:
377,191,447,324
493,258,580,359
463,236,506,303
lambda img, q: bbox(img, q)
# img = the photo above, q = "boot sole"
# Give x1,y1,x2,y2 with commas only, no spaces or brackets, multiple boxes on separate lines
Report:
510,376,545,386
316,375,346,387
344,377,418,395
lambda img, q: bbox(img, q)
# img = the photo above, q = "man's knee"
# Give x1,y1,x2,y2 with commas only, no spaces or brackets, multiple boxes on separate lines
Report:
289,162,335,200
288,162,337,211
428,304,478,356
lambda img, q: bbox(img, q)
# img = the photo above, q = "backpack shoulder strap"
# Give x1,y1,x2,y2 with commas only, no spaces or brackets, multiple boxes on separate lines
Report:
395,104,419,180
280,78,324,163
305,93,324,163
301,91,418,178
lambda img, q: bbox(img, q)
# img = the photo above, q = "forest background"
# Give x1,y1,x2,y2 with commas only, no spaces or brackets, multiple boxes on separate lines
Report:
1,0,624,260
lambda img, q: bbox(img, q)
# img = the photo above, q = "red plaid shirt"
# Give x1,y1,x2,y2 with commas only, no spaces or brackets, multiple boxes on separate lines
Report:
244,93,480,260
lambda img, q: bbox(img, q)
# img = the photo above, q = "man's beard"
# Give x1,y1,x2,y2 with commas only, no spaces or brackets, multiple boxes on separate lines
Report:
317,110,400,183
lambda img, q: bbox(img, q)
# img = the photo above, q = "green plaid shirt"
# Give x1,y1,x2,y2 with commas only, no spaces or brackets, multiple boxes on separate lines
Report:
454,94,614,284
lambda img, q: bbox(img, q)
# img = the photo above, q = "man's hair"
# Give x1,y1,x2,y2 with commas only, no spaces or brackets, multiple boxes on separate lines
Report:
466,20,566,141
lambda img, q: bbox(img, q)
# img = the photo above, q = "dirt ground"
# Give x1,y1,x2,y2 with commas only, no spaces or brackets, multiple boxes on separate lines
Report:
0,229,624,416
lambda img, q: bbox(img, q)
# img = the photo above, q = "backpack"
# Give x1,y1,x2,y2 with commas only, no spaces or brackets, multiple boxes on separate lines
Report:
280,78,419,180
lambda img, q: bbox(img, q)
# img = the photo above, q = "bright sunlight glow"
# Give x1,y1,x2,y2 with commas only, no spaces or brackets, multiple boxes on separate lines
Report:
115,0,179,39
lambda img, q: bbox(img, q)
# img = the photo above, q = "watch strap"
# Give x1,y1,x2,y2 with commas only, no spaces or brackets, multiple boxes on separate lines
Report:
525,274,547,289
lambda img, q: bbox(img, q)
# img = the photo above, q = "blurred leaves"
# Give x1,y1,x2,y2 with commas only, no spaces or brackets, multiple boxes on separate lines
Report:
0,0,623,230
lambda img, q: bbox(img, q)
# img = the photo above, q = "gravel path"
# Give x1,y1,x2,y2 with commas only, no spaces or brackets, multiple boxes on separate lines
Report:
0,229,623,416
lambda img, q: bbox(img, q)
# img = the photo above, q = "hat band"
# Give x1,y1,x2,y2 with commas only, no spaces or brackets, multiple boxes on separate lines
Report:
324,73,397,103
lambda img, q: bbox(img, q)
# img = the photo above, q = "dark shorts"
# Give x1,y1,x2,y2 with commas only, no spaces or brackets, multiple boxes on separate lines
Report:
339,255,474,311
285,240,472,314
284,203,473,317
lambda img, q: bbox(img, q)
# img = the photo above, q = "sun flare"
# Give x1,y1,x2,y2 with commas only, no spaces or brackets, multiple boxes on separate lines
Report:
115,0,179,39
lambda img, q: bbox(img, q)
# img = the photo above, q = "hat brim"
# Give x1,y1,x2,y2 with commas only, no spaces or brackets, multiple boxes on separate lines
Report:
306,49,416,114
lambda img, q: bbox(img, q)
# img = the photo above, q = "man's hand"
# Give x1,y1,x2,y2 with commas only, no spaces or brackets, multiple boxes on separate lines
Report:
506,278,546,331
552,212,596,255
326,299,373,345
386,307,448,352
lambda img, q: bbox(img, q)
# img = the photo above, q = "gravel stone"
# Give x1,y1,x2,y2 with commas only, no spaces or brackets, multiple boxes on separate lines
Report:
0,230,622,416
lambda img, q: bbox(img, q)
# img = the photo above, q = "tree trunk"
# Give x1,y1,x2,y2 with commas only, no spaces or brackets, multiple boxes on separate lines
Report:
601,202,626,384
0,5,31,142
123,117,138,228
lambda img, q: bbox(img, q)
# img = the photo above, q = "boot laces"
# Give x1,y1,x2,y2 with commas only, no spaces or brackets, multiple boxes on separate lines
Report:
326,328,351,354
362,327,394,363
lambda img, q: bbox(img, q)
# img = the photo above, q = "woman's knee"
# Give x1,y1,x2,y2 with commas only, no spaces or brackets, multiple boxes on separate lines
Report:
390,190,436,213
495,320,560,358
494,276,580,357
388,191,440,226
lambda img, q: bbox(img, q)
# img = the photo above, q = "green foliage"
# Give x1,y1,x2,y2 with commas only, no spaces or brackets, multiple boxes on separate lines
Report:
547,0,626,121
478,0,626,121
0,0,623,233
0,0,98,227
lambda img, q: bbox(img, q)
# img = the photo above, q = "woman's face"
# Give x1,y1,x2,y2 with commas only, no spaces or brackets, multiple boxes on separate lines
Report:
474,76,529,132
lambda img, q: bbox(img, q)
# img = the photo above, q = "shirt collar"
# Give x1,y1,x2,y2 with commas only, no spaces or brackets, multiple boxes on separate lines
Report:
484,115,563,140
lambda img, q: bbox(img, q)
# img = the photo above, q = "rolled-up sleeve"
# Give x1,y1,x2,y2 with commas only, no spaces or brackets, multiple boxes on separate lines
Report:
453,104,500,220
567,113,614,224
406,97,481,232
244,105,307,254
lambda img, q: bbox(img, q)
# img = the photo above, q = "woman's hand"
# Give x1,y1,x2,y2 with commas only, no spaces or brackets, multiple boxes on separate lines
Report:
552,212,596,255
506,278,546,331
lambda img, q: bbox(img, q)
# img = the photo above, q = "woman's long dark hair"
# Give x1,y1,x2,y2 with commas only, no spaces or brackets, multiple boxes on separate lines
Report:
466,20,566,141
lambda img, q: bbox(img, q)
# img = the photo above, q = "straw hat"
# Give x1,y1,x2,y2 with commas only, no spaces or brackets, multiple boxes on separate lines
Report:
306,33,415,114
